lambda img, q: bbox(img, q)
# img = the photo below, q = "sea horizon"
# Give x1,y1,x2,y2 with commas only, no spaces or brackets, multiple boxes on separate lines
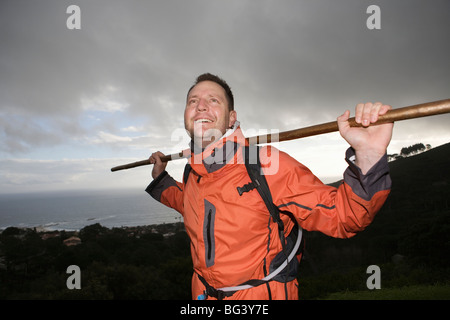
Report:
0,188,182,232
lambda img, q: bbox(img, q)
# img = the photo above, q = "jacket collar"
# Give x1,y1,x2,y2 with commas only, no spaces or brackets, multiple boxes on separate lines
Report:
188,121,247,175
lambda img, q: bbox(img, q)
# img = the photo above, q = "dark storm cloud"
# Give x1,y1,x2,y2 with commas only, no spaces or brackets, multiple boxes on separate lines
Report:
0,0,449,157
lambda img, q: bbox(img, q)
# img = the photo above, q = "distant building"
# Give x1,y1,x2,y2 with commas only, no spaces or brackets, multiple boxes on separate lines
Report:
41,232,60,241
63,236,82,247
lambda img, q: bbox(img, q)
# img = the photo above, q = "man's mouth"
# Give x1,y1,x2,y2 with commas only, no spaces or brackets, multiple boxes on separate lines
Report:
194,119,213,124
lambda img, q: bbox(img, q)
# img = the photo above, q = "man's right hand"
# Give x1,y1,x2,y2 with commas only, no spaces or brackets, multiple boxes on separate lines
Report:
149,151,168,179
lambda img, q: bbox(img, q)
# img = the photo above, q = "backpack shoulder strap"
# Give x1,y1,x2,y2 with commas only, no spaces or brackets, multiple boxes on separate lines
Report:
239,145,284,232
183,163,192,185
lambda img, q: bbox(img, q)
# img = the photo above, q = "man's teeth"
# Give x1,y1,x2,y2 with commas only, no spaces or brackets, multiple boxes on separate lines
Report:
195,119,213,123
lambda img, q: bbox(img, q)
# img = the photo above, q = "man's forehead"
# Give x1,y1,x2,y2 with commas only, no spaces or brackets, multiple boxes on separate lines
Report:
188,81,226,97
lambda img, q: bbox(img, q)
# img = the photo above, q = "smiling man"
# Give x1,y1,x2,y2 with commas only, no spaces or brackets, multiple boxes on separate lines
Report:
146,73,393,300
184,74,237,149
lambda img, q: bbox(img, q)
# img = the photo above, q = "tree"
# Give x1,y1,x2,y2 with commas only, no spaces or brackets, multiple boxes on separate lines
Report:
400,143,426,157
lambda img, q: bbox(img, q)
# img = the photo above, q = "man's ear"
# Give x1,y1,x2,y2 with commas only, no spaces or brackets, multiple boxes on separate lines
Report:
229,110,237,128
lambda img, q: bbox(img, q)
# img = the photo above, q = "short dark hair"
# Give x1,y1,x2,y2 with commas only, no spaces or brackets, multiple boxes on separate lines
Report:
187,73,234,111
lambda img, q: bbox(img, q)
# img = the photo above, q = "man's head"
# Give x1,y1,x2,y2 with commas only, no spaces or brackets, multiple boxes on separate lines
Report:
184,73,237,148
187,73,234,111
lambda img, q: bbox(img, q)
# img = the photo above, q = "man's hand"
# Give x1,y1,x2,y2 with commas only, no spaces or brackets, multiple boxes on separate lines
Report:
149,151,168,179
337,102,394,174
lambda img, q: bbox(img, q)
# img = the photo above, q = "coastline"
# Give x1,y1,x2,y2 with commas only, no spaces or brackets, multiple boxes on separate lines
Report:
0,221,186,239
0,188,182,233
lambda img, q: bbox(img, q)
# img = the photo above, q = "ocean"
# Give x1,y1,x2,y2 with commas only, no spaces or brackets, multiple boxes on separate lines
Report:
0,188,182,232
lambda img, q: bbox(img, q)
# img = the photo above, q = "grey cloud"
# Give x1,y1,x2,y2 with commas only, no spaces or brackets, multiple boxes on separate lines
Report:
0,111,66,154
0,0,448,160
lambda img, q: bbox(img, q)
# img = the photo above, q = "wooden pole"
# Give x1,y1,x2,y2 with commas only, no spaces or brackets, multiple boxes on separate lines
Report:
111,99,450,172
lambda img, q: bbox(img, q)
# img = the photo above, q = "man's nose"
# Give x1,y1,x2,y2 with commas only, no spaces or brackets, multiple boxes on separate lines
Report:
196,99,208,111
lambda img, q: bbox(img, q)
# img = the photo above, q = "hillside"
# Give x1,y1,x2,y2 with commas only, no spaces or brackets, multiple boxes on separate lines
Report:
298,142,450,298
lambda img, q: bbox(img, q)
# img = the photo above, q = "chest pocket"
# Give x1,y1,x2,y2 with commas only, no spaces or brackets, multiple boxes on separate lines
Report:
203,199,216,268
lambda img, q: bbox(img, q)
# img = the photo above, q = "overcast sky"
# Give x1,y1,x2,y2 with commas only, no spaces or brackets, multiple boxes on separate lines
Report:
1,0,449,194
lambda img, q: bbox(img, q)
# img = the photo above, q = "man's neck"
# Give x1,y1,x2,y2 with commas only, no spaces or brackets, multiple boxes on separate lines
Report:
190,121,240,154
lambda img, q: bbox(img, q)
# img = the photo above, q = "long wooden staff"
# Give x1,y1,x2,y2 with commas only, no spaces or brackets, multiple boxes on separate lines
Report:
111,99,450,172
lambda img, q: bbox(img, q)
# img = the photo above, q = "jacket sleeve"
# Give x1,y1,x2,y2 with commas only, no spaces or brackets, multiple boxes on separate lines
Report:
145,171,185,215
263,147,391,238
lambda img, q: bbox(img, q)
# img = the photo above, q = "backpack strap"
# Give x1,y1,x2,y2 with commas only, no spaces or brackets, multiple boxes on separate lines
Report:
183,163,192,185
239,145,285,237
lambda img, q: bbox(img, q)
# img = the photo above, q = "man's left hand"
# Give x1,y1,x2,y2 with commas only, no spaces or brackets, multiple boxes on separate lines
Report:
337,102,394,174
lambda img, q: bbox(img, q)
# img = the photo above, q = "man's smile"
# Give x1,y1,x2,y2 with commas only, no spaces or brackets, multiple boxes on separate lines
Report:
194,118,214,124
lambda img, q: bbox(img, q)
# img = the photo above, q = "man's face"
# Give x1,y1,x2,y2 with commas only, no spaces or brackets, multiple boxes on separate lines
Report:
184,81,237,148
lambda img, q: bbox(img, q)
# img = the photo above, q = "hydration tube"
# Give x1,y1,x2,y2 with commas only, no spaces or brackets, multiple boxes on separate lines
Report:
216,226,303,294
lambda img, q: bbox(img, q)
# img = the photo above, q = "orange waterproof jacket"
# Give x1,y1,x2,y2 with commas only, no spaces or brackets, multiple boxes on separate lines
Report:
146,125,391,300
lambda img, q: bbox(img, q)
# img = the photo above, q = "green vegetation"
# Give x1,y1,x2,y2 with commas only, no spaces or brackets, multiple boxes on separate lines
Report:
1,142,449,299
0,223,192,299
324,283,450,300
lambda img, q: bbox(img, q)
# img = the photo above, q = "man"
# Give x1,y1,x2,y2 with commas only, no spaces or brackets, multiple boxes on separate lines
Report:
146,73,393,300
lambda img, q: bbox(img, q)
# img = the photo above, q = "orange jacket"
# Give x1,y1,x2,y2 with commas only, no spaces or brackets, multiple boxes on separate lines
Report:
146,125,391,300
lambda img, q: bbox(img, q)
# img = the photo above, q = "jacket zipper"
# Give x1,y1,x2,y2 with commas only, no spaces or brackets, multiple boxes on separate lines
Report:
203,199,215,267
206,209,212,261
